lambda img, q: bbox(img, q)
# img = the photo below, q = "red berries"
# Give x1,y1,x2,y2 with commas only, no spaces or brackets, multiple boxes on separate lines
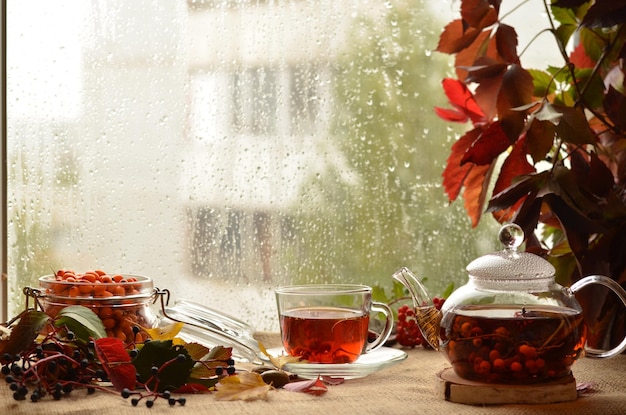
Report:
395,298,444,348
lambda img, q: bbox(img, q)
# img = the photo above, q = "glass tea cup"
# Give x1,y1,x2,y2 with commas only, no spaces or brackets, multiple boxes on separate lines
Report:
275,284,393,364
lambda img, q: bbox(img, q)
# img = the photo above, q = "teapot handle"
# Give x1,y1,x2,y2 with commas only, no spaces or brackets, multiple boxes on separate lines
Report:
569,275,626,359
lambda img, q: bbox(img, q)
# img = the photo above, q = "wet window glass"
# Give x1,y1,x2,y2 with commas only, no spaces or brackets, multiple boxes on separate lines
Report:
7,0,565,330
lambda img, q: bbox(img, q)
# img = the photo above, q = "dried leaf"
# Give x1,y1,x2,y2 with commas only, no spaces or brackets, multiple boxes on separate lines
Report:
189,345,233,379
320,376,344,385
0,325,10,341
214,372,271,401
0,310,50,356
93,337,136,392
283,376,328,396
184,342,211,361
207,344,233,361
144,321,185,341
258,341,302,370
175,383,210,394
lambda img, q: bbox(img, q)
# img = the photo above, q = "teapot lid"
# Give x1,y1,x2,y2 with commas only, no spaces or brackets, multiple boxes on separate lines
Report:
466,224,555,280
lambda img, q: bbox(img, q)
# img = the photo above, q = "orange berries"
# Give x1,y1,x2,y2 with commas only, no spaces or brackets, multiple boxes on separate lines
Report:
518,344,538,359
40,269,153,343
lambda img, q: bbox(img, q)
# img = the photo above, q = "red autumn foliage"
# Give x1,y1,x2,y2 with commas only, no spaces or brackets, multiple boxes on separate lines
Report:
434,0,626,350
93,337,137,392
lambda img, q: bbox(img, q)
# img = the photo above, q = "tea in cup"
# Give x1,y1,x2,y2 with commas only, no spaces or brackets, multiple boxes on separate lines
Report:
275,284,393,364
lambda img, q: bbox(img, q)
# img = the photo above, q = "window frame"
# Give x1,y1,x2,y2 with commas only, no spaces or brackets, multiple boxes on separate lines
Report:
1,0,7,323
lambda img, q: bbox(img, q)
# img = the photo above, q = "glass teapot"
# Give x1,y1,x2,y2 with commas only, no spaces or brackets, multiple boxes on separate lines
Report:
393,224,626,384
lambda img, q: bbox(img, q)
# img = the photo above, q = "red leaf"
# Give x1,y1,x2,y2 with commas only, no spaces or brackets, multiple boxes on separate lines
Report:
488,171,550,212
175,383,210,394
495,23,519,64
454,30,499,81
461,0,498,29
437,78,485,124
555,106,595,145
463,163,493,227
93,337,136,392
442,128,481,202
497,64,534,140
462,58,508,83
436,19,481,55
604,85,626,131
461,121,511,166
434,106,468,123
569,42,595,69
283,376,328,396
492,136,536,196
525,118,556,163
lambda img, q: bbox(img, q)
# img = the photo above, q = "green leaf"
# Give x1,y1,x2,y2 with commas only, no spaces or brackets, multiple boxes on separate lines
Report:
54,305,106,342
528,69,556,98
555,23,578,48
574,67,605,109
371,285,390,303
579,27,606,62
441,282,455,299
0,310,50,356
551,5,578,26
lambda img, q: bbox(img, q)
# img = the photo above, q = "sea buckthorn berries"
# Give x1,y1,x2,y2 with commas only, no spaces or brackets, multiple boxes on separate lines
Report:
38,270,155,343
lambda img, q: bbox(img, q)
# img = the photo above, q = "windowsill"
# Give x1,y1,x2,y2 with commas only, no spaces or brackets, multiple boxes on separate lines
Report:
2,332,624,415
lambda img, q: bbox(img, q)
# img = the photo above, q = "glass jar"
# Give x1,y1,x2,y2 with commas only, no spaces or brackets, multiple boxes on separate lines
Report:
37,273,158,342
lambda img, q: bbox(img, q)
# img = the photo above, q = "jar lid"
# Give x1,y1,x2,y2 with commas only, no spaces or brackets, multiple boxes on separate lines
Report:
38,274,154,300
160,299,261,364
466,224,555,280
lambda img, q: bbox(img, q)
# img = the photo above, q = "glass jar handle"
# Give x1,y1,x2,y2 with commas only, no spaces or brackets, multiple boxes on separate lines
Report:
569,275,626,358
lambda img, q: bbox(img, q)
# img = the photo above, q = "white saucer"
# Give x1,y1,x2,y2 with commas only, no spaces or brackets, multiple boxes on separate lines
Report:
263,347,407,379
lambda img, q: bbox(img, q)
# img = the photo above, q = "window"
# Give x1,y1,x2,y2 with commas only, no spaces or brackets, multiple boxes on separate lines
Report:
5,0,565,329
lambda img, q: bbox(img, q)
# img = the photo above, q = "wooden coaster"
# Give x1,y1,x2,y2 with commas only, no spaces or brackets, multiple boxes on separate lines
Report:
435,367,577,405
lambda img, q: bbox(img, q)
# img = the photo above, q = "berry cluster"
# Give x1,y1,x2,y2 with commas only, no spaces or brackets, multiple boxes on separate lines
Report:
395,297,444,348
1,334,106,402
442,310,584,383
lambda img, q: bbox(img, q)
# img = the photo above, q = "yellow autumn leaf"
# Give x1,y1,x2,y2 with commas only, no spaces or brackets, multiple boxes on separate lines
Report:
258,341,302,370
144,321,185,344
214,372,271,401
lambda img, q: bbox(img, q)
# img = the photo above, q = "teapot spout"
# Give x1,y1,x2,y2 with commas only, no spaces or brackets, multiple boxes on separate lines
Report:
392,267,441,350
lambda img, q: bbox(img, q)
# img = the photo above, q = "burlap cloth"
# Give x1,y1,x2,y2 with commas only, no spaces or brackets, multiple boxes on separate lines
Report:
2,332,625,415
